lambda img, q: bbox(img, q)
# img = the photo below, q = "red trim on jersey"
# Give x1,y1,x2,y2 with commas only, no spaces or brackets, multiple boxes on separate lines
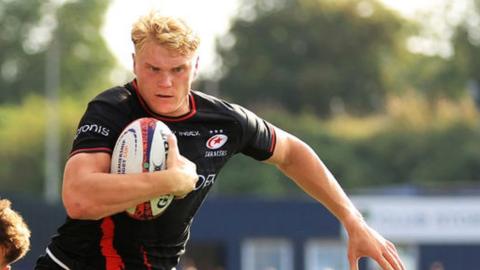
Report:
69,147,112,158
269,125,277,153
141,246,153,270
100,217,125,270
132,79,197,122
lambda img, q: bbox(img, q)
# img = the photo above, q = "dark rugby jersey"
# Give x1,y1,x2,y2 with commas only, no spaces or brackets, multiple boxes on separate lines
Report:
46,80,276,270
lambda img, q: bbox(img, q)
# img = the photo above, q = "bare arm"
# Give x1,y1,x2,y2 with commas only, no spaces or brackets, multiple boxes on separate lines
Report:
62,135,198,220
266,127,405,270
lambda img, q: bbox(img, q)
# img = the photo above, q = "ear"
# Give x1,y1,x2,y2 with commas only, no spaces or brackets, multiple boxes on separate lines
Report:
132,53,137,75
2,265,11,270
193,56,200,78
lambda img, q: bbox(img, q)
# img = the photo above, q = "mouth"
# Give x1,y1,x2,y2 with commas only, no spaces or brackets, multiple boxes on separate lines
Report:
155,94,173,98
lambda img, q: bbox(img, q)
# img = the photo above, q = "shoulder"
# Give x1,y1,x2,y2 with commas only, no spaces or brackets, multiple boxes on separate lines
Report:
75,84,140,130
84,83,139,117
192,90,231,108
192,90,251,119
90,84,133,106
192,91,270,140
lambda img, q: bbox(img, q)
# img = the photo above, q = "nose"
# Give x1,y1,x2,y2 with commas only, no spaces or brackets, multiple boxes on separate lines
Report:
157,72,173,88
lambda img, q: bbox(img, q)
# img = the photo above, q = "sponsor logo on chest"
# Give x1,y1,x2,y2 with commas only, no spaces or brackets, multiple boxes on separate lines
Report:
174,130,201,137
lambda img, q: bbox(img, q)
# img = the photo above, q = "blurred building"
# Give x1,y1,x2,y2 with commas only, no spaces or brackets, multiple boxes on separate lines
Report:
184,196,480,270
5,193,480,270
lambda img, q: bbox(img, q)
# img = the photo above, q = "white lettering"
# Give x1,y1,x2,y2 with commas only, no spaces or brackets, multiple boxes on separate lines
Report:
174,130,201,137
101,127,110,136
75,124,110,139
205,150,228,157
88,124,99,132
195,174,217,190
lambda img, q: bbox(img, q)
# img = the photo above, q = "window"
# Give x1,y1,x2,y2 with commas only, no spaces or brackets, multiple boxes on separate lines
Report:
305,240,348,270
242,238,293,270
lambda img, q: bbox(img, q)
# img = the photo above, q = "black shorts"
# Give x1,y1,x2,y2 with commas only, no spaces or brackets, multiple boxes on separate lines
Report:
35,253,179,270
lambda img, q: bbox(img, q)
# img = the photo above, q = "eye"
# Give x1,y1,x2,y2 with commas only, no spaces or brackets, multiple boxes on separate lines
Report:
172,66,184,73
148,65,160,72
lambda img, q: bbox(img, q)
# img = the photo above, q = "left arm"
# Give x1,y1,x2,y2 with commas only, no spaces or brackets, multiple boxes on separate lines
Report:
266,127,405,270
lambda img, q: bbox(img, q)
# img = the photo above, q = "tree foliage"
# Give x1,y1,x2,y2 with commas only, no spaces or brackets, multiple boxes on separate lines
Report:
0,0,115,103
2,0,480,198
0,96,81,195
215,0,406,116
452,0,480,102
214,97,480,197
384,0,480,101
0,0,114,195
0,0,45,103
55,0,115,96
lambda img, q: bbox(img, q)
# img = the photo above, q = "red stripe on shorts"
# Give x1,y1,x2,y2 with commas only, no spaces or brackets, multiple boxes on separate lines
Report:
100,217,125,270
141,245,153,270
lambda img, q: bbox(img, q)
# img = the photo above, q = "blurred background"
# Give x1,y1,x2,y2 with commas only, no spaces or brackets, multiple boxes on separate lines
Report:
1,0,480,269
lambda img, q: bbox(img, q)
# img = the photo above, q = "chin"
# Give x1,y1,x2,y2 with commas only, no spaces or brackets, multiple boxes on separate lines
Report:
153,107,176,116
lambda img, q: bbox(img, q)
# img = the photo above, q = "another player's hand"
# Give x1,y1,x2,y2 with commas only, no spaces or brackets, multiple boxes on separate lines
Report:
165,134,198,198
345,217,405,270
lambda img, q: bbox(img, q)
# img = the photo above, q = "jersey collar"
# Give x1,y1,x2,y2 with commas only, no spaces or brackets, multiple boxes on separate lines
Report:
131,79,197,122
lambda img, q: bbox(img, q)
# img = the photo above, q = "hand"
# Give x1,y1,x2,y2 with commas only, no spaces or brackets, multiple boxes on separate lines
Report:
164,134,199,198
345,219,405,270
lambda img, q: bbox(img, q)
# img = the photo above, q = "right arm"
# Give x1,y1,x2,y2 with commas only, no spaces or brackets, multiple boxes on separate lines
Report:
62,135,198,220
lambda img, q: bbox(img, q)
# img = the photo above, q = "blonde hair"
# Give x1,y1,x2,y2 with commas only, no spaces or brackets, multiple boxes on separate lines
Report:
0,199,30,265
131,11,200,56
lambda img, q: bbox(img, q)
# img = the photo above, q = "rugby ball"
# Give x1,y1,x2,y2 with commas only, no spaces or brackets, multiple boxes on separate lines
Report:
111,117,174,220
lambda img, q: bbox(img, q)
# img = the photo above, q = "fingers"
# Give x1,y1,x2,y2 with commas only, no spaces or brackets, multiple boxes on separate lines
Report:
385,242,405,270
162,134,198,198
349,253,401,270
375,243,405,270
166,134,179,169
349,242,404,270
348,256,359,270
166,134,179,158
375,256,395,270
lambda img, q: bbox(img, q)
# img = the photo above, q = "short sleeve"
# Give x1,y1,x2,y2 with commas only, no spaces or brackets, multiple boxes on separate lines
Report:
70,91,132,157
235,106,276,161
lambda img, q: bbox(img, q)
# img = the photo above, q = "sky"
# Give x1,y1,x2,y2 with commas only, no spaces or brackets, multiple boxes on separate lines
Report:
380,0,446,17
102,0,240,77
101,0,457,77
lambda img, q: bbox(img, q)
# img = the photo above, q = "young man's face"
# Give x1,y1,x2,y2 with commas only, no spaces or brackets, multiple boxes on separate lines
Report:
133,41,198,117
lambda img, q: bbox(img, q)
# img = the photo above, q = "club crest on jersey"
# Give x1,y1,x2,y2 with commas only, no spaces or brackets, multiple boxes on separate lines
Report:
206,134,228,150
